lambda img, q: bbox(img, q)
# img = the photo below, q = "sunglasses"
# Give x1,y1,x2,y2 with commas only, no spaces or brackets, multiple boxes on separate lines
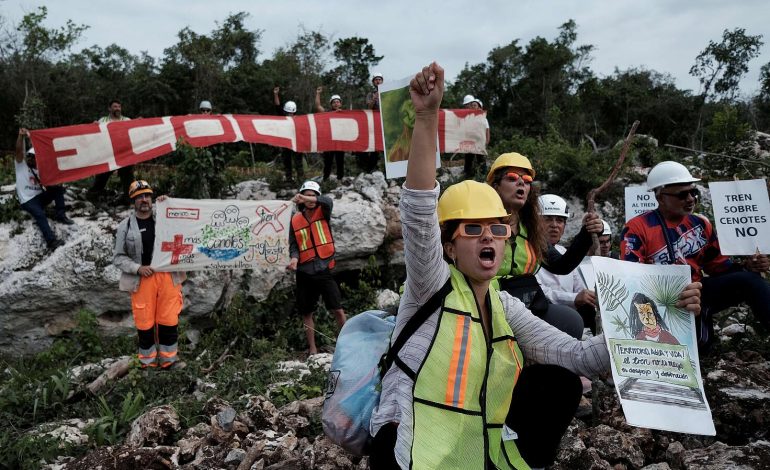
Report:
452,222,511,240
660,188,699,200
504,172,534,184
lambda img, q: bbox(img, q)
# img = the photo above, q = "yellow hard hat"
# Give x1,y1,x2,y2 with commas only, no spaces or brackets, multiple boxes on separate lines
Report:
438,180,509,224
128,180,153,199
486,152,535,184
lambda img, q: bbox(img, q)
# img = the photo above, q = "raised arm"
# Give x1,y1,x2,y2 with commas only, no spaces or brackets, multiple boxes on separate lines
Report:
15,128,29,163
405,62,444,191
273,86,281,107
314,86,325,113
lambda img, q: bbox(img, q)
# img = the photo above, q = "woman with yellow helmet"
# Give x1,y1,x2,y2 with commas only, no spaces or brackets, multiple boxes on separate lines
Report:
367,62,703,470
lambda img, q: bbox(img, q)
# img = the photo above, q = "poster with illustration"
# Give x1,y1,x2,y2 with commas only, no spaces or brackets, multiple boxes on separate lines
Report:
151,198,291,271
591,257,715,435
708,179,770,255
378,76,440,179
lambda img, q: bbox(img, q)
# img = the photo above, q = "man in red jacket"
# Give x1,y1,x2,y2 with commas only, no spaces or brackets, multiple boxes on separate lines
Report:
286,180,346,354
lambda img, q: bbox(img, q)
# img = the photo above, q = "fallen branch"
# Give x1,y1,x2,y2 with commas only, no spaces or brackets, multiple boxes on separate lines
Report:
237,440,266,470
202,338,238,374
86,357,131,395
664,143,770,169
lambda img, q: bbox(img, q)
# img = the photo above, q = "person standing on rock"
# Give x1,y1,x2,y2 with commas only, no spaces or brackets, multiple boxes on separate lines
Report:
315,87,346,181
286,180,346,355
88,99,134,204
274,86,305,183
13,128,74,251
621,161,770,352
113,180,187,369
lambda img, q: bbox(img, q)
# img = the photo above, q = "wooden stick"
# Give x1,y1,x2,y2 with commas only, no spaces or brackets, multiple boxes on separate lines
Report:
664,143,770,169
86,357,131,395
202,338,238,374
237,441,265,470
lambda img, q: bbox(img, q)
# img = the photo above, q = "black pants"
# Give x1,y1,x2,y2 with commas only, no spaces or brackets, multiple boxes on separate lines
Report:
506,364,582,468
323,151,345,180
577,304,598,335
282,150,304,181
90,166,134,197
369,365,582,469
361,152,379,173
463,154,486,179
20,185,67,243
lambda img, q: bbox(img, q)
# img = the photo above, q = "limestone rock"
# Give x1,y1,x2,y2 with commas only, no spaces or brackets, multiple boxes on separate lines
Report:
126,405,181,448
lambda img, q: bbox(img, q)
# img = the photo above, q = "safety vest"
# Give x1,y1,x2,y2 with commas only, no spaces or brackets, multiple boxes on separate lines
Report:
497,222,540,277
292,206,336,264
408,266,528,469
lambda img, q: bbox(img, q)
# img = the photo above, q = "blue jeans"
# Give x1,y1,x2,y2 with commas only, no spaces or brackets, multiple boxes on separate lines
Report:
699,270,770,350
20,186,66,243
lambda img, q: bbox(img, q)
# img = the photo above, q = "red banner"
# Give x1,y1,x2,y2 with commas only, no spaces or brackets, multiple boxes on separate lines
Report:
29,110,487,185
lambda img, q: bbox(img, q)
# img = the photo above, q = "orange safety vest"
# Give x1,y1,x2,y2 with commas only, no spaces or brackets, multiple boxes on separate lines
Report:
292,206,336,265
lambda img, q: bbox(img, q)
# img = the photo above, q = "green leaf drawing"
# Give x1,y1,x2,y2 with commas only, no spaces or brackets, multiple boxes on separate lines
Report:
596,271,629,312
640,274,690,337
610,314,631,337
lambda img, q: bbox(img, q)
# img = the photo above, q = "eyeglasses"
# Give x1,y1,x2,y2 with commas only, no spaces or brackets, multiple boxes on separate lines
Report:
452,222,511,240
660,188,699,200
504,172,533,184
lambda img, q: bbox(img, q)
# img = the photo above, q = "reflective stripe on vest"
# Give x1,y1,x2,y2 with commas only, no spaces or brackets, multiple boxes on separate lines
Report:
410,266,528,469
292,206,335,264
497,222,540,278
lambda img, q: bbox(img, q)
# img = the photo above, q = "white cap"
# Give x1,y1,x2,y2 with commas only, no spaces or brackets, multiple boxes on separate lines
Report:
372,72,383,80
601,220,611,236
462,94,475,105
299,180,321,195
283,101,297,113
647,161,700,191
199,100,212,110
329,94,342,104
539,194,569,218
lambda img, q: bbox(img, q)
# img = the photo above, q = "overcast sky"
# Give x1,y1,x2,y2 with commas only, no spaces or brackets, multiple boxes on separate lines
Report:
3,0,770,97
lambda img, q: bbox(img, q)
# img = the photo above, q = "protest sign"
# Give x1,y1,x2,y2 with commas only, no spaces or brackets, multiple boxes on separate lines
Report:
708,179,770,255
591,257,715,435
28,109,485,186
378,76,440,179
151,198,291,271
624,185,658,222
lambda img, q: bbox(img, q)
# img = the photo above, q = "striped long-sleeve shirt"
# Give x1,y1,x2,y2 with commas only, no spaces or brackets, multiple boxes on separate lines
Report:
369,182,610,469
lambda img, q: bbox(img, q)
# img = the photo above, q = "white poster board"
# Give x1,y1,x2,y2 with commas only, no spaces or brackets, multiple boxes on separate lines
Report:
591,257,715,435
625,185,658,222
708,179,770,255
151,197,291,271
378,76,440,179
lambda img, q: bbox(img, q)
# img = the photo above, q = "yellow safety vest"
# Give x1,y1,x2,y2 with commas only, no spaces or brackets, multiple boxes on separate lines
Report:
408,266,529,469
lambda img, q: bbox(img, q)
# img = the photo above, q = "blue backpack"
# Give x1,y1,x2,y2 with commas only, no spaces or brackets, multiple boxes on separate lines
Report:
322,280,452,455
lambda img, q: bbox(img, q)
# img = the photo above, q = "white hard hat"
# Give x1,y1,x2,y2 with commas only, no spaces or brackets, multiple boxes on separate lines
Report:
372,72,383,80
539,194,569,218
283,101,297,113
647,161,700,191
601,220,612,236
329,94,342,104
299,180,321,195
199,100,212,110
474,98,484,108
27,147,35,156
462,94,475,106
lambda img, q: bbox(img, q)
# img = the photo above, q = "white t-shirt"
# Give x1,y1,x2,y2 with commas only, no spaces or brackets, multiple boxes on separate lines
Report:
536,244,587,307
15,160,43,204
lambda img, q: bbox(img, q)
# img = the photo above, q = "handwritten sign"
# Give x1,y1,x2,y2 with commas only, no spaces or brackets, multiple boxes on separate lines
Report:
151,198,291,271
591,257,714,435
708,179,770,255
624,185,658,222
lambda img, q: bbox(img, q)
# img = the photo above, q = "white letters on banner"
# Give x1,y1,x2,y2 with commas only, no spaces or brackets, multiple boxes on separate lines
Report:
708,179,770,255
624,185,658,222
591,257,714,435
151,198,291,271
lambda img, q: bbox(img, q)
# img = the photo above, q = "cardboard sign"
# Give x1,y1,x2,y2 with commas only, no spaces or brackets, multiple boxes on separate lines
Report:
151,197,291,271
591,257,714,435
708,179,770,255
625,185,658,222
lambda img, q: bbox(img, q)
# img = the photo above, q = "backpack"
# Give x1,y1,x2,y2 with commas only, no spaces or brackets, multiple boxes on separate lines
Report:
322,279,452,455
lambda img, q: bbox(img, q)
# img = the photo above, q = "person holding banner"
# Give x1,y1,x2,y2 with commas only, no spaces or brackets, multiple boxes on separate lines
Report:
88,99,134,204
286,180,346,355
621,161,770,351
113,180,187,369
368,62,703,470
461,94,490,179
13,128,74,251
315,87,346,181
274,86,304,183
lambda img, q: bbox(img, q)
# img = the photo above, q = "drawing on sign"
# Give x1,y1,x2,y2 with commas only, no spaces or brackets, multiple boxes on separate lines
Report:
598,272,705,410
198,206,252,261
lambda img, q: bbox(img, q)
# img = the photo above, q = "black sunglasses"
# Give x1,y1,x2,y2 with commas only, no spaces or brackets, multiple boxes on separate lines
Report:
661,188,699,200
